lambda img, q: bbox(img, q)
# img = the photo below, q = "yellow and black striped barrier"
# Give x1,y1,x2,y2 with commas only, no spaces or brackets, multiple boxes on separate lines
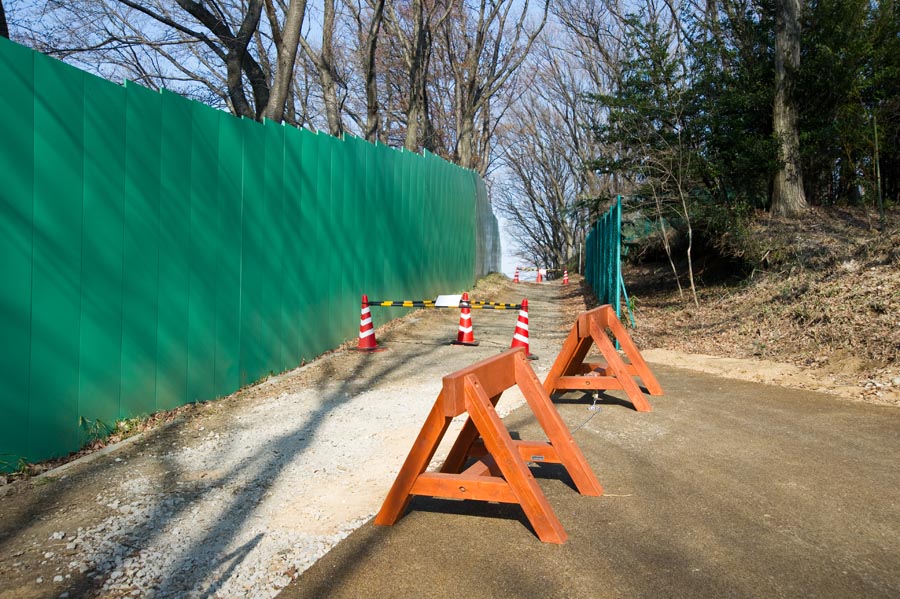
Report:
470,301,522,310
367,300,437,308
365,300,523,310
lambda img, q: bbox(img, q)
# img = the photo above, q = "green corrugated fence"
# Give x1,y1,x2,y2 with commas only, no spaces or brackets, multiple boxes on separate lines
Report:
0,38,500,470
584,196,634,325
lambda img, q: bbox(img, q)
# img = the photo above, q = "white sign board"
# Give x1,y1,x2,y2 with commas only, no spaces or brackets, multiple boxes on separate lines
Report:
434,294,463,307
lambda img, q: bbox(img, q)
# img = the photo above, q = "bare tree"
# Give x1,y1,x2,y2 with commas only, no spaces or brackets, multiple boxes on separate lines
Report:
14,0,341,127
771,0,807,216
262,0,308,123
381,0,455,151
495,36,603,270
167,0,268,119
438,0,549,175
298,0,346,135
344,0,386,141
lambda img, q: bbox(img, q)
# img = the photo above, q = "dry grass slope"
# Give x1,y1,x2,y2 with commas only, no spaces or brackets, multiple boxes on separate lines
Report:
623,206,900,405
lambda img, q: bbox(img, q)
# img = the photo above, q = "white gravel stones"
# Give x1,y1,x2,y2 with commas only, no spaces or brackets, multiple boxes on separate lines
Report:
45,377,529,599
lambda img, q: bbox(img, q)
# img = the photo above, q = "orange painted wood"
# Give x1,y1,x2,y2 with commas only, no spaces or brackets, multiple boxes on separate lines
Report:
376,347,602,543
554,375,622,390
513,440,560,464
443,351,517,417
460,458,492,478
410,472,518,503
440,392,502,474
463,374,567,544
603,310,663,396
514,355,604,496
588,318,652,412
543,305,662,412
542,321,590,396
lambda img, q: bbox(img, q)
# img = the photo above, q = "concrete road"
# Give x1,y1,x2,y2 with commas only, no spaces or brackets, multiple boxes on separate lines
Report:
277,364,900,599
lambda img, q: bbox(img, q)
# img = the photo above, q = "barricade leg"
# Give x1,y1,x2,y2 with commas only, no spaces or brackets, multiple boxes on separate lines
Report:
604,311,663,396
588,319,651,412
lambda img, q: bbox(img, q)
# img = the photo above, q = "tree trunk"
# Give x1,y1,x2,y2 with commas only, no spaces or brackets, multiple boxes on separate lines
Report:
263,0,307,123
363,0,386,143
403,0,429,151
771,0,807,216
1,0,9,40
320,0,343,136
456,109,475,169
175,0,268,119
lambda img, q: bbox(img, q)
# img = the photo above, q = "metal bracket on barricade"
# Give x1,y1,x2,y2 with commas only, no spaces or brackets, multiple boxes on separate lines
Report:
375,348,602,544
543,305,663,412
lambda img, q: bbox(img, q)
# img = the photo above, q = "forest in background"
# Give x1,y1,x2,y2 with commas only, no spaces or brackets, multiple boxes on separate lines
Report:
2,0,898,294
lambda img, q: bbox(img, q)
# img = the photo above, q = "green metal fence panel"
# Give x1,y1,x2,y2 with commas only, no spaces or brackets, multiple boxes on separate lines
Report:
297,129,321,361
281,125,303,369
329,133,353,342
315,132,342,349
344,134,367,299
262,120,294,372
255,120,284,381
29,51,84,458
78,73,126,439
186,103,219,403
239,117,267,385
157,90,192,412
374,142,398,326
367,142,387,327
121,81,161,418
305,130,332,354
398,150,414,301
584,197,631,323
214,112,242,397
0,38,34,465
0,40,502,469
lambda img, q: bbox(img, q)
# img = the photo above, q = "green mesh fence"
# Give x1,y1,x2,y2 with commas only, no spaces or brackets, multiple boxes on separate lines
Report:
0,38,500,470
584,196,634,326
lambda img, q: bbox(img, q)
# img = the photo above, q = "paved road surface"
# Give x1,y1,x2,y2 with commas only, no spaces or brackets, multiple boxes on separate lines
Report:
278,363,900,599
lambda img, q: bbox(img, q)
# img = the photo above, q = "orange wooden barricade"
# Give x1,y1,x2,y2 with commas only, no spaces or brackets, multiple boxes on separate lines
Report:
543,305,662,413
375,348,602,544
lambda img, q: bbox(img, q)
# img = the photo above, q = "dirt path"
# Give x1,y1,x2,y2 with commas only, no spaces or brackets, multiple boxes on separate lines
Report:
0,276,576,599
2,274,893,599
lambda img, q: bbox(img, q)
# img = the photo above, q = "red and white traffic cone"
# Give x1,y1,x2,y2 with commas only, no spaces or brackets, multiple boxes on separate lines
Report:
451,292,479,346
563,269,569,285
513,266,520,283
536,270,543,283
511,299,537,359
356,295,384,351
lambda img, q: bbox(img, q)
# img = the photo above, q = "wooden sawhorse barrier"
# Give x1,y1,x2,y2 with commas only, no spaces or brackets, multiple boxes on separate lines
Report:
375,348,602,544
543,305,663,412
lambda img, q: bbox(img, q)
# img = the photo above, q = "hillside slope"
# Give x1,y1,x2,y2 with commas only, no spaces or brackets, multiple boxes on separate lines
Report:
622,207,900,406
